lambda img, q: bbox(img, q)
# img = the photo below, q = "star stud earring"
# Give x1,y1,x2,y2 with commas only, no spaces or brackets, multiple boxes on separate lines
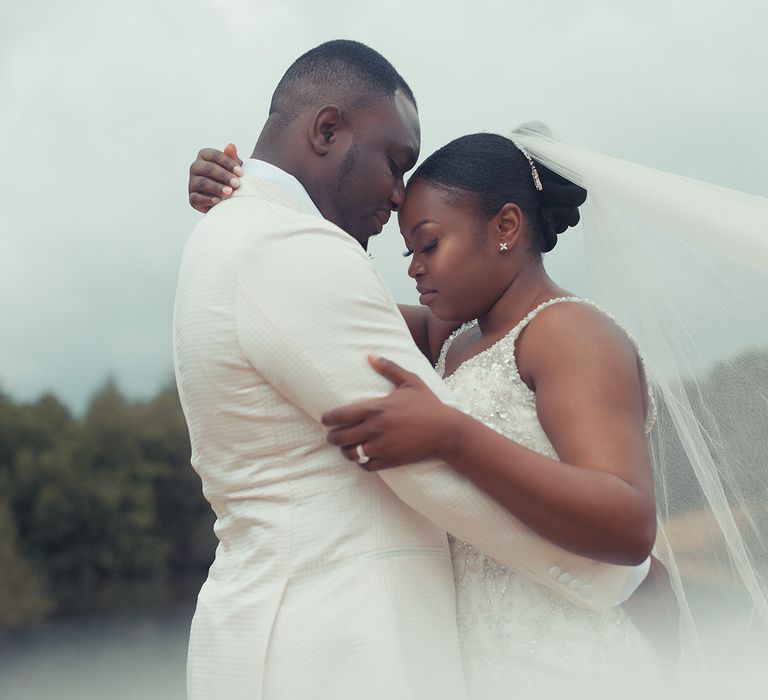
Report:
499,242,509,251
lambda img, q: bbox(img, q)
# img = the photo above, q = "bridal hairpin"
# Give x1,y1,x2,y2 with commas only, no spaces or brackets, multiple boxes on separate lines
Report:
512,141,543,192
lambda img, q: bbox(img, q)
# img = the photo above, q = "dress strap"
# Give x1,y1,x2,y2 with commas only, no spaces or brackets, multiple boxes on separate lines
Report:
508,296,586,339
434,296,656,433
510,296,658,433
436,298,592,377
435,320,477,378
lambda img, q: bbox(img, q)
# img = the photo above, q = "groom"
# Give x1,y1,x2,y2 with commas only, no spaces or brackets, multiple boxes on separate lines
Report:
174,40,649,700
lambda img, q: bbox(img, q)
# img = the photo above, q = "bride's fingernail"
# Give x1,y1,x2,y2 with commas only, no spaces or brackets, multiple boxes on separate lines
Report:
211,197,221,204
222,186,233,196
234,166,244,176
229,177,240,187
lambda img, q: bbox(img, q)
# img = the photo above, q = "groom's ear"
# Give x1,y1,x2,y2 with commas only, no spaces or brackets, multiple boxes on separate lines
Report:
308,105,346,156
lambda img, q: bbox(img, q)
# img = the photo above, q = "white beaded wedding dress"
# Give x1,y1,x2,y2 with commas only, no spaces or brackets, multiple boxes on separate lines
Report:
436,297,664,699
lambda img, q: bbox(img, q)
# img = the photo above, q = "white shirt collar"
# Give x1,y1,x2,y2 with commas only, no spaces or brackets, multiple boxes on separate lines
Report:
241,159,323,219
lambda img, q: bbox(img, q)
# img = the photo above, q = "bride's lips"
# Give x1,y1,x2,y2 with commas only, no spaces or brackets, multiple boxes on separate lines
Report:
416,285,437,304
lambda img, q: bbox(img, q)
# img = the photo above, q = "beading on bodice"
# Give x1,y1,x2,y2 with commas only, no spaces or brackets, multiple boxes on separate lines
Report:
437,315,558,459
435,297,662,696
436,296,657,437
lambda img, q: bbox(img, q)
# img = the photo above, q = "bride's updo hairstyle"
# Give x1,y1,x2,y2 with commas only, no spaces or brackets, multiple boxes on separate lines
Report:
408,133,587,253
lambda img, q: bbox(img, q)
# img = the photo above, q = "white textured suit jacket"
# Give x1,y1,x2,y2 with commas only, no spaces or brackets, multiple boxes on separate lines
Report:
173,161,644,700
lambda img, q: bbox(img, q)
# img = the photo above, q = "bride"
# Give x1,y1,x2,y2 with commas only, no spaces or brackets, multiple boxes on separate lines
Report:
320,131,665,696
187,127,768,696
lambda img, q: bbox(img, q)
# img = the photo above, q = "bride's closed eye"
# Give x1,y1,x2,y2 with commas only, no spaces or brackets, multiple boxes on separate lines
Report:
402,239,438,257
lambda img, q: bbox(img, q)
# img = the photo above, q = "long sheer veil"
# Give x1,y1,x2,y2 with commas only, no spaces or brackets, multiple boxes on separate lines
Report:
513,124,768,678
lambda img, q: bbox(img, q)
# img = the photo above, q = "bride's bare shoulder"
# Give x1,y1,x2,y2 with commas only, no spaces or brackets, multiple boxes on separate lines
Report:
516,300,639,382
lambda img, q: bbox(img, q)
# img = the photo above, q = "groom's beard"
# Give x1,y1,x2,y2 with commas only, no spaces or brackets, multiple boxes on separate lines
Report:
331,141,368,250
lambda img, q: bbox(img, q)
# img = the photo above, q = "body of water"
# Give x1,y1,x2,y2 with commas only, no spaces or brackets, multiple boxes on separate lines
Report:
0,606,192,700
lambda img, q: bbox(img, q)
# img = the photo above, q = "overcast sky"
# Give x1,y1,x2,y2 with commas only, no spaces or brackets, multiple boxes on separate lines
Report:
2,0,767,412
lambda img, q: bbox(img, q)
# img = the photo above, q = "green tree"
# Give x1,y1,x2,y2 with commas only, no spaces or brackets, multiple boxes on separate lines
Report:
0,497,52,630
0,380,217,624
137,382,215,575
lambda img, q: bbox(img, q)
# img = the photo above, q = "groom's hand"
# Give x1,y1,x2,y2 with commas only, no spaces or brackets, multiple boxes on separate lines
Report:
188,143,243,213
321,355,458,470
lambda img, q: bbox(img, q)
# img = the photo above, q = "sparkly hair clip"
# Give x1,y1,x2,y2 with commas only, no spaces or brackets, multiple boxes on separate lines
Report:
512,141,543,192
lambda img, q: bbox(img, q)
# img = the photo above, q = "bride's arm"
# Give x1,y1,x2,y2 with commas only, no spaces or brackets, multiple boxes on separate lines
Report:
398,305,431,361
439,303,656,565
398,305,460,364
323,303,656,567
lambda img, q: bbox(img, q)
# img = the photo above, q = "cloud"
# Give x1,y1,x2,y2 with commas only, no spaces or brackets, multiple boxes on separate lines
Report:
1,0,766,410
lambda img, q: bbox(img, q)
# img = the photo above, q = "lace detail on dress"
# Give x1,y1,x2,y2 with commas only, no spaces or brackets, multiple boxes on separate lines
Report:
450,539,658,698
436,296,663,697
435,320,476,379
436,296,657,434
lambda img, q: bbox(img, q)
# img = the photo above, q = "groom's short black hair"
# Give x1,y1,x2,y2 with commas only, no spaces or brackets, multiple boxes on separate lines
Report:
269,40,416,123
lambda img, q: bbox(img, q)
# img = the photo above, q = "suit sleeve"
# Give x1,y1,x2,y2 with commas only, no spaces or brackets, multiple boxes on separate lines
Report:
235,219,645,610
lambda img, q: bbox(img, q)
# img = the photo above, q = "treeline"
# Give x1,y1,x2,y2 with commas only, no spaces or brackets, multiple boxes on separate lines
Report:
649,349,768,515
2,349,766,631
0,381,215,631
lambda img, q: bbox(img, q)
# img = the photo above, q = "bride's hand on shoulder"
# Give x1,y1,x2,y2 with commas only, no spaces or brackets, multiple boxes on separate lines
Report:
188,143,243,213
321,355,461,470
